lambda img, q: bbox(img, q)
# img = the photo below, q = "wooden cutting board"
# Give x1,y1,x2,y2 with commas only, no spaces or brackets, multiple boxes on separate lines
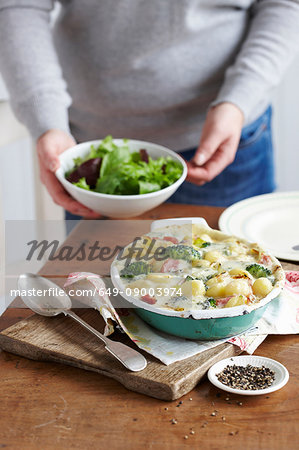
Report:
0,309,241,401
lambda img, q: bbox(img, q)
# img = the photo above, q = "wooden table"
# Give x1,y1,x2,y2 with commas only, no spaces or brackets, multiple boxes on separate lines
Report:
1,204,298,450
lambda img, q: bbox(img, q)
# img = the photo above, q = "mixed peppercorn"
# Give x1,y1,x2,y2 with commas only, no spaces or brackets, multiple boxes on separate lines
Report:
216,364,275,390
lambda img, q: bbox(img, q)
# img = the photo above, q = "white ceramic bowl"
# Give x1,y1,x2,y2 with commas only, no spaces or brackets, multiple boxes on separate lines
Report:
55,139,187,218
208,355,289,396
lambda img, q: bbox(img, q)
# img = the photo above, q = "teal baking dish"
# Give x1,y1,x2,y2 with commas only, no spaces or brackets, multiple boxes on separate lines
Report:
135,303,269,340
110,218,284,340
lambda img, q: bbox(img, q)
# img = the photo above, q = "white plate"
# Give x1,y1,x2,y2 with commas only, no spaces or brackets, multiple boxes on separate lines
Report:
208,355,289,396
219,192,299,261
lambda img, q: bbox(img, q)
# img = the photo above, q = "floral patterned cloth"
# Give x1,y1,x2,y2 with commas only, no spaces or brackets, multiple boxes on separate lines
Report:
64,271,299,365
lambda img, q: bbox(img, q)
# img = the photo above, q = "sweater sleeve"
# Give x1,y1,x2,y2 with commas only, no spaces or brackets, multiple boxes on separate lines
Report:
211,0,299,122
0,1,72,140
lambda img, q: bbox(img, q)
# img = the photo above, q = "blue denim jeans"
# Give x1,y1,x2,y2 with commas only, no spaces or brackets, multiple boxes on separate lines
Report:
65,105,275,226
168,106,275,207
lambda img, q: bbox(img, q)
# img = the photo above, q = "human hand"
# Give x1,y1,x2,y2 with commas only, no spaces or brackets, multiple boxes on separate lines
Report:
187,102,244,185
37,129,101,218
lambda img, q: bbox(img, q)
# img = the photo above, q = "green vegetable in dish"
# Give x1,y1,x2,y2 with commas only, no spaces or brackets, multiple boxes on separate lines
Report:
65,136,183,195
246,263,272,278
185,275,194,281
120,261,151,278
208,298,216,308
193,237,211,248
185,274,211,282
73,178,91,190
163,245,202,262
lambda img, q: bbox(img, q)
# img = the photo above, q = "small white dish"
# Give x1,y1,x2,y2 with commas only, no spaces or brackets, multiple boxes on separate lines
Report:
219,191,299,262
55,138,187,218
208,355,289,396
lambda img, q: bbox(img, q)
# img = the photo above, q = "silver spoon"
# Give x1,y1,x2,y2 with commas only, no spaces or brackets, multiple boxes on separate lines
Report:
18,273,147,372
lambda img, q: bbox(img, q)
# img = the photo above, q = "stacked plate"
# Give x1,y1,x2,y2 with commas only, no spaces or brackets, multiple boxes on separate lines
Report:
219,192,299,262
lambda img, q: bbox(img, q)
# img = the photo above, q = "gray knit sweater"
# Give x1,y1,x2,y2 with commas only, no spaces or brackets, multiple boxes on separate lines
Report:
0,0,299,150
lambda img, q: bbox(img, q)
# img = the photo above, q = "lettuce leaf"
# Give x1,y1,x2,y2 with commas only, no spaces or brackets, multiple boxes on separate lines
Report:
72,135,117,168
139,180,161,194
100,146,131,178
73,177,90,190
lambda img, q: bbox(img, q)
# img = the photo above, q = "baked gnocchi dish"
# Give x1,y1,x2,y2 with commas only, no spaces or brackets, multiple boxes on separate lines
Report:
114,223,284,311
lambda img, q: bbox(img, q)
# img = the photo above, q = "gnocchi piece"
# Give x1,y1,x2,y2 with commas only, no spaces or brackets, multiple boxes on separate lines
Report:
193,259,211,268
225,295,247,308
206,272,229,287
181,280,192,298
211,262,223,271
192,280,206,297
181,279,206,298
252,277,273,297
229,268,252,279
224,279,251,297
229,243,244,255
206,282,227,298
228,241,249,256
204,250,224,263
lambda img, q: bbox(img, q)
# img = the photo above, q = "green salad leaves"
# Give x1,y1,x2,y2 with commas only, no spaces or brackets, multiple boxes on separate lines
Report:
65,136,183,195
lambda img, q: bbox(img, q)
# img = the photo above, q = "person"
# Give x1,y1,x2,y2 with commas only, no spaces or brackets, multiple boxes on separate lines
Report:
0,1,299,220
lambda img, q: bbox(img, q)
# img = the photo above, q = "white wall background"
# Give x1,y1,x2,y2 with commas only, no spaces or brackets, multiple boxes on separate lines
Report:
272,56,299,192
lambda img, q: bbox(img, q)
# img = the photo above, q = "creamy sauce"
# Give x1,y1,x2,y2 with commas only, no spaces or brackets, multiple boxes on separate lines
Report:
116,224,282,311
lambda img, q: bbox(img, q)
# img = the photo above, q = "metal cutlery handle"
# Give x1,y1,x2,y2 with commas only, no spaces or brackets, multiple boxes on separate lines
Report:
64,310,147,372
